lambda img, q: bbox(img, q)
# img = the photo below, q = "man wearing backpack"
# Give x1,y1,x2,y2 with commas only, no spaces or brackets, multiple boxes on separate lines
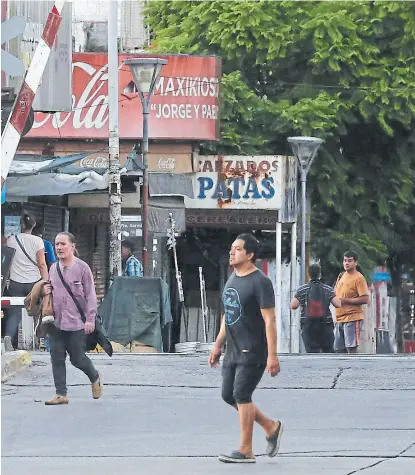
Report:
291,264,342,353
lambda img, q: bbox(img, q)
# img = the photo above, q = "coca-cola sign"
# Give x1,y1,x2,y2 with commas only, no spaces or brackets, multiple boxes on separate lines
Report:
75,152,192,173
28,53,221,141
158,158,176,170
80,155,109,168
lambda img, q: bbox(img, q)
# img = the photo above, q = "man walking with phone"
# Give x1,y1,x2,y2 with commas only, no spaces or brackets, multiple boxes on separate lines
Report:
43,232,102,405
334,251,369,354
291,264,342,353
209,233,283,464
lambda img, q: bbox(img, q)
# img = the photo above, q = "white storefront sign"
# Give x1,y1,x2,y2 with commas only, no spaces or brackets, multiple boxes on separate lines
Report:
185,156,284,210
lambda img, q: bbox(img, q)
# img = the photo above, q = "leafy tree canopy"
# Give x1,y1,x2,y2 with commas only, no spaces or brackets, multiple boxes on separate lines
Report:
146,0,415,282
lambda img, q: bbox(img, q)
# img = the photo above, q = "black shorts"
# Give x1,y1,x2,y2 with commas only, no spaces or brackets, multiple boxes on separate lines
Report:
221,362,265,405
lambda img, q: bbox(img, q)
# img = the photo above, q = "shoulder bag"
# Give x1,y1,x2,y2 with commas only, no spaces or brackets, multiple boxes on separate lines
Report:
56,263,113,356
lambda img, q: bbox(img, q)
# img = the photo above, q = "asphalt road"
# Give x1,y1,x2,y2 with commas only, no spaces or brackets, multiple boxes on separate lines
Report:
2,353,415,475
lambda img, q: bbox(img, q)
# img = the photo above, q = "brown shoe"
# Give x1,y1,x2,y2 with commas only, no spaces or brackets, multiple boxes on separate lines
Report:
45,395,69,406
91,372,103,399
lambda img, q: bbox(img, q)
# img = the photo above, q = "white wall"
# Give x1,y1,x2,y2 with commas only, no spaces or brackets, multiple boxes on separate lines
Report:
73,0,109,22
72,0,148,52
268,259,301,353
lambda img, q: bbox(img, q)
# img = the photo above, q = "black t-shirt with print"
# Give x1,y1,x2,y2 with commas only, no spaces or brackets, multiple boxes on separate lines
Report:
222,269,275,365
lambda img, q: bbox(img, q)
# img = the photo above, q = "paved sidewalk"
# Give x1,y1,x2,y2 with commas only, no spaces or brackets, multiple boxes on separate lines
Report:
1,353,415,474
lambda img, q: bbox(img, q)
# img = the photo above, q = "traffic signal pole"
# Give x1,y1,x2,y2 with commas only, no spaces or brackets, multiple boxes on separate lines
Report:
1,0,66,189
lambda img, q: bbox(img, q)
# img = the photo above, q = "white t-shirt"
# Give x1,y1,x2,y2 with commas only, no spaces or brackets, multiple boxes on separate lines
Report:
7,233,44,283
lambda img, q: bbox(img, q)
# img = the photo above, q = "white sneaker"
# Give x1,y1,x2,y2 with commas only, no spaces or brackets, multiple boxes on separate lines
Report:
42,315,55,325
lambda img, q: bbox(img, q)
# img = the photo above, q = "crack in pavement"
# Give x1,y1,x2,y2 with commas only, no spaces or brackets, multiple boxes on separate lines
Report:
345,440,415,474
397,440,415,456
331,367,351,389
346,459,385,474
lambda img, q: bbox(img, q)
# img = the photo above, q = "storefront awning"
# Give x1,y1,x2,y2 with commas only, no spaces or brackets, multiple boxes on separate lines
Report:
149,172,194,199
9,154,88,174
6,171,109,196
149,197,186,233
5,153,110,197
147,173,193,232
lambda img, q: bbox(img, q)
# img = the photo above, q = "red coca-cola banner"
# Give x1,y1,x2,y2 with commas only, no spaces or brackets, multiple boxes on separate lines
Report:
28,53,221,141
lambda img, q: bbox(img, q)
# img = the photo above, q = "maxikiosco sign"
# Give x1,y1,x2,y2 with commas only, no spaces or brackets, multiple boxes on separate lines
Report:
185,156,284,210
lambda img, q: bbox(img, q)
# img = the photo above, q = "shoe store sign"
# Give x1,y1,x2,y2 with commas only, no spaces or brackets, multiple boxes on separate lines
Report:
185,156,284,210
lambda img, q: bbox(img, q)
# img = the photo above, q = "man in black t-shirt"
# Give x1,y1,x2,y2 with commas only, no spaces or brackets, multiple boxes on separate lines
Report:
209,234,283,464
291,264,342,353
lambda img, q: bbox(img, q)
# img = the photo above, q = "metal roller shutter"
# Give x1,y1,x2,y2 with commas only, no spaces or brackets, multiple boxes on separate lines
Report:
43,206,64,242
20,203,65,241
72,211,109,301
20,203,44,227
75,223,108,300
75,224,93,265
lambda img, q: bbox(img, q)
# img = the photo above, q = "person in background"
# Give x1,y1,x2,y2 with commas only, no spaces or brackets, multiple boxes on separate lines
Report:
334,251,369,354
291,264,342,353
32,223,57,270
5,211,49,351
121,240,143,277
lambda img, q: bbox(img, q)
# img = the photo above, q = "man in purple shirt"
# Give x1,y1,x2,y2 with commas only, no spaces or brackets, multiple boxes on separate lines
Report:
43,232,103,405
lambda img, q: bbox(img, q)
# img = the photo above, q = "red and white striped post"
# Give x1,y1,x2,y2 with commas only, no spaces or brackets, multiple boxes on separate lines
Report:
1,0,66,189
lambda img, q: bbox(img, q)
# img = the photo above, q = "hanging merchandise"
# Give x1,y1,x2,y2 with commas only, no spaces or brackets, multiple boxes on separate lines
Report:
166,213,184,303
198,267,208,344
167,212,193,350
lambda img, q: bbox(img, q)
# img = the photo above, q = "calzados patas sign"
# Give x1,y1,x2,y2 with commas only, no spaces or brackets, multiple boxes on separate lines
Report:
28,53,221,141
185,156,285,210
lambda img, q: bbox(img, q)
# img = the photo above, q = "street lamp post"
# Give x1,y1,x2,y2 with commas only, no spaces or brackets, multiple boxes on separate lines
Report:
124,57,167,276
287,136,324,285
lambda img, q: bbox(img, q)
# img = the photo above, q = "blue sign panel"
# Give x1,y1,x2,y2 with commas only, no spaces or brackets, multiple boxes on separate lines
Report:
1,184,6,204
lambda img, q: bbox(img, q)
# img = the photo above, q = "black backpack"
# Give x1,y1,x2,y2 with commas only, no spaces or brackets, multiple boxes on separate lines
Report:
305,281,328,319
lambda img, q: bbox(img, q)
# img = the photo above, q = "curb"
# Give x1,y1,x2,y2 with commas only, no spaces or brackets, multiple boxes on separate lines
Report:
1,350,32,382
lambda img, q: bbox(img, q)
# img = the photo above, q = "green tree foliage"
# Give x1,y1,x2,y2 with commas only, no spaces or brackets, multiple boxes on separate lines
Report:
146,0,415,282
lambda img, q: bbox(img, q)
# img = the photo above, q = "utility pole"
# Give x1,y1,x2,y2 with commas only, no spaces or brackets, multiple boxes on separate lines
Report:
124,57,167,276
275,219,283,352
108,0,122,282
141,98,150,275
287,136,324,284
